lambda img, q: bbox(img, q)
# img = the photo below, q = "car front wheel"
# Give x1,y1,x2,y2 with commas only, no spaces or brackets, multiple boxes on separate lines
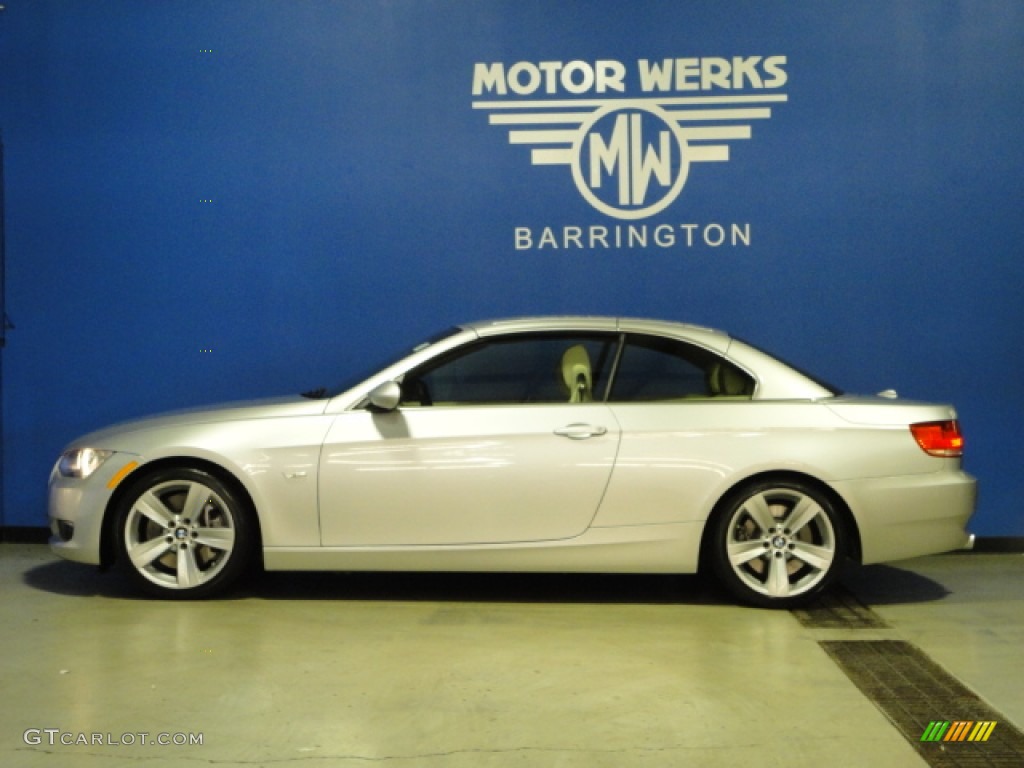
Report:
115,467,253,598
710,481,846,608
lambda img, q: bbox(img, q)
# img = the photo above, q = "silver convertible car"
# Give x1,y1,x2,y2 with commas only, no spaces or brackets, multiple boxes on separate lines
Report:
48,317,976,607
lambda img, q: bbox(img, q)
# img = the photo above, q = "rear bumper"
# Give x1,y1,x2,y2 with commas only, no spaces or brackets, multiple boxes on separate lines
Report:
833,470,977,565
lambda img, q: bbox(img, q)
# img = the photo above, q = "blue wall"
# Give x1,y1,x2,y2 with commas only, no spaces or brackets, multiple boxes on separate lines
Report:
1,1,1021,535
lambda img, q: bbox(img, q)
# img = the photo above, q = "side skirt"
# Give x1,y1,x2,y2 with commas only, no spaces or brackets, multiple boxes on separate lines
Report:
262,522,702,574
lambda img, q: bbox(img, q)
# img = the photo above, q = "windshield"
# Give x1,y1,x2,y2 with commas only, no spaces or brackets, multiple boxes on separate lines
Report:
303,326,463,399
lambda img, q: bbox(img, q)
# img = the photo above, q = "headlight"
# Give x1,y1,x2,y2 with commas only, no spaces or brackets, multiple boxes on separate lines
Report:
58,448,114,479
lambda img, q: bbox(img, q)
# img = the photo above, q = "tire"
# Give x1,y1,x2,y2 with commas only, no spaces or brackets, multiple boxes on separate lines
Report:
115,467,254,598
709,480,846,608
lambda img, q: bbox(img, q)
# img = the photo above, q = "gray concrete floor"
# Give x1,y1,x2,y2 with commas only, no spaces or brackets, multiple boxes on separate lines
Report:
1,544,1021,767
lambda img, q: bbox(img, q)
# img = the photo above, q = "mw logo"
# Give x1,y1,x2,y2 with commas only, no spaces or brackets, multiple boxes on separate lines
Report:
574,105,687,219
472,62,787,221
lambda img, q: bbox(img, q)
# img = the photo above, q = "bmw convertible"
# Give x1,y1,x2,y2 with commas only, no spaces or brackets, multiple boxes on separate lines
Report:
48,317,976,607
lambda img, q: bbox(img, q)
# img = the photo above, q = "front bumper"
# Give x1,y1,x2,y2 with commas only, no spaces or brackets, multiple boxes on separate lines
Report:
47,453,140,565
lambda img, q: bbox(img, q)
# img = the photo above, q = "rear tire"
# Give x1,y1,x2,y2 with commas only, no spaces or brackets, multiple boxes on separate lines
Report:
115,467,253,598
709,480,846,608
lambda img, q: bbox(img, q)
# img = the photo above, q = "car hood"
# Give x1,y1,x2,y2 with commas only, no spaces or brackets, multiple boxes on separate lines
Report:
66,396,330,450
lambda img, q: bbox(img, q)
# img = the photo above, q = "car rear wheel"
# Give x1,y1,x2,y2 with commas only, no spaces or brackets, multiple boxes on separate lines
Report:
116,467,253,598
710,480,846,608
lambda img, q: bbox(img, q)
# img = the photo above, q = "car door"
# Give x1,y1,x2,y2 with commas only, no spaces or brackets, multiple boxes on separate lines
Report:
318,333,622,546
595,333,758,527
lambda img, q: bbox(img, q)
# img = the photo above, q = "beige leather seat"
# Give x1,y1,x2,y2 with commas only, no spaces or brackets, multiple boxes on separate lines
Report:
708,362,751,397
561,345,593,403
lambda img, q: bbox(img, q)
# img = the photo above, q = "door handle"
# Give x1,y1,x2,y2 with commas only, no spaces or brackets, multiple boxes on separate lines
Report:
554,423,608,440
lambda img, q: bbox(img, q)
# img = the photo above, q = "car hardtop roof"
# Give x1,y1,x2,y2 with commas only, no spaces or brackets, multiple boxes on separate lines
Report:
461,316,729,341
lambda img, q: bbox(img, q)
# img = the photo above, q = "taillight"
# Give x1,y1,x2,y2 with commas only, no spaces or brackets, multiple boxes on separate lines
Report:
910,420,964,457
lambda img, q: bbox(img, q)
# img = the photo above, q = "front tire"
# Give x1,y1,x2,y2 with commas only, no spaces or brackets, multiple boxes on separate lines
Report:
115,467,253,598
710,480,846,608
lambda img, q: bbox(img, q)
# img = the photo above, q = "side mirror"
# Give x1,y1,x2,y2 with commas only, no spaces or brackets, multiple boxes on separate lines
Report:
366,380,401,412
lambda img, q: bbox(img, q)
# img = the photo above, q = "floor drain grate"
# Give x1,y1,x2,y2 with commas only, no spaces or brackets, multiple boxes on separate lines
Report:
821,640,1024,767
792,586,890,629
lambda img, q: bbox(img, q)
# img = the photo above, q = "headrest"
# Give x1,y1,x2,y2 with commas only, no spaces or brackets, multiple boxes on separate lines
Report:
561,345,592,403
709,362,750,396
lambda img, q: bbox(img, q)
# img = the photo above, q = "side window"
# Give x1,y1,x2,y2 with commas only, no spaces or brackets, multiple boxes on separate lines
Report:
400,334,617,406
609,335,754,402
